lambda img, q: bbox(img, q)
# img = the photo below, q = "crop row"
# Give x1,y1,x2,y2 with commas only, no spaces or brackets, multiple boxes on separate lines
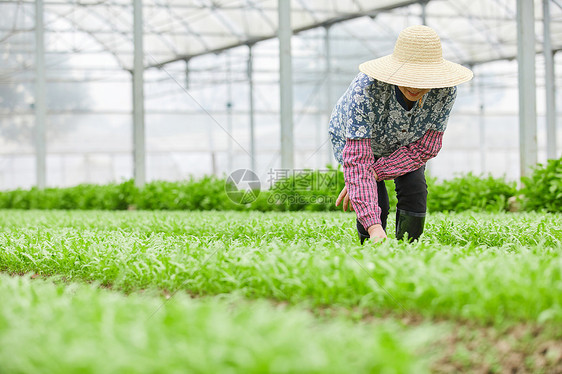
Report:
1,210,561,325
0,274,428,373
1,210,559,248
0,171,526,212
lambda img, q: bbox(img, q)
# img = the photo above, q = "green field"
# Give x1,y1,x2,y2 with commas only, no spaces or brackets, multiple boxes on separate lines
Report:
1,210,562,373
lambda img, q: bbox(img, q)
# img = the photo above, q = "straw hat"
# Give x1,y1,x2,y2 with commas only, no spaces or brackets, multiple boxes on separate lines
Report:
359,25,473,89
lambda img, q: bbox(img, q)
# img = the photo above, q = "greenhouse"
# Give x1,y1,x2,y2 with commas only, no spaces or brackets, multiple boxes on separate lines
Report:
0,1,561,373
1,0,561,189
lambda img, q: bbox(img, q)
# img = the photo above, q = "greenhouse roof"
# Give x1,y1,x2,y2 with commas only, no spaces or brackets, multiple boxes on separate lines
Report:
1,0,562,72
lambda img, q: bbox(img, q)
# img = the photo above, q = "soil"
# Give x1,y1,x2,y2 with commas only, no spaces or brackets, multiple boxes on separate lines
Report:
430,323,562,373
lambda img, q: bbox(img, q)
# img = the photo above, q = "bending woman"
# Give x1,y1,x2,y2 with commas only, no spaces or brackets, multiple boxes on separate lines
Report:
329,25,473,243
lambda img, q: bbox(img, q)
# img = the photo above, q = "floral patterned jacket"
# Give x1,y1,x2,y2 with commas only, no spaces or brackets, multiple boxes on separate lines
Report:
329,72,456,164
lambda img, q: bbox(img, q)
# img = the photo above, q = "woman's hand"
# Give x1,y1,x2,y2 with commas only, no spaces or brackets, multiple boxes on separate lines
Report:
335,186,353,211
367,224,387,242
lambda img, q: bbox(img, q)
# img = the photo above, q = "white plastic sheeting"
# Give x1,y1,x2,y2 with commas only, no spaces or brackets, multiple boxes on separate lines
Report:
0,0,561,188
2,0,561,69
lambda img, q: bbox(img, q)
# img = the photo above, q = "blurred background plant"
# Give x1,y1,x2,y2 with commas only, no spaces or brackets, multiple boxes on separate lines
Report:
519,157,562,213
0,157,559,213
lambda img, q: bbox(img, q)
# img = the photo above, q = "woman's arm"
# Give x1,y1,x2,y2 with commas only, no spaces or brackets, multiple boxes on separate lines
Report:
342,138,382,230
372,129,443,181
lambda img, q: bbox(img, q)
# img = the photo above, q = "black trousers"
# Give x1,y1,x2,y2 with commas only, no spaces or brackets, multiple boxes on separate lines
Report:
357,165,427,238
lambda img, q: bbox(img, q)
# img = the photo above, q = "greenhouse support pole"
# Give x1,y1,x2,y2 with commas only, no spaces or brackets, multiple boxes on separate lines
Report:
316,105,323,167
325,25,333,166
184,58,190,90
133,0,146,188
226,52,233,172
516,0,537,178
420,1,431,174
35,0,46,189
278,0,294,170
421,1,427,25
543,0,557,159
248,45,256,172
479,74,486,174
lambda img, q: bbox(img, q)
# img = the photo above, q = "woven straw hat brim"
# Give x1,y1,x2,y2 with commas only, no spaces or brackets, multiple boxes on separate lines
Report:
359,55,474,89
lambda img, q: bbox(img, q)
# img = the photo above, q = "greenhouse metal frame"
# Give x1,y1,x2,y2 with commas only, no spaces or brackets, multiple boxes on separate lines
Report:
0,0,561,189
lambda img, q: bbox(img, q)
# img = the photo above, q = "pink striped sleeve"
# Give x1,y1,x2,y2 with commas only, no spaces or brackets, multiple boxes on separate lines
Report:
342,138,381,229
372,129,443,181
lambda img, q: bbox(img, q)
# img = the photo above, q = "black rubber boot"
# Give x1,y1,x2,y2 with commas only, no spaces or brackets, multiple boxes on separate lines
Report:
357,218,387,245
357,220,370,245
395,209,425,242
